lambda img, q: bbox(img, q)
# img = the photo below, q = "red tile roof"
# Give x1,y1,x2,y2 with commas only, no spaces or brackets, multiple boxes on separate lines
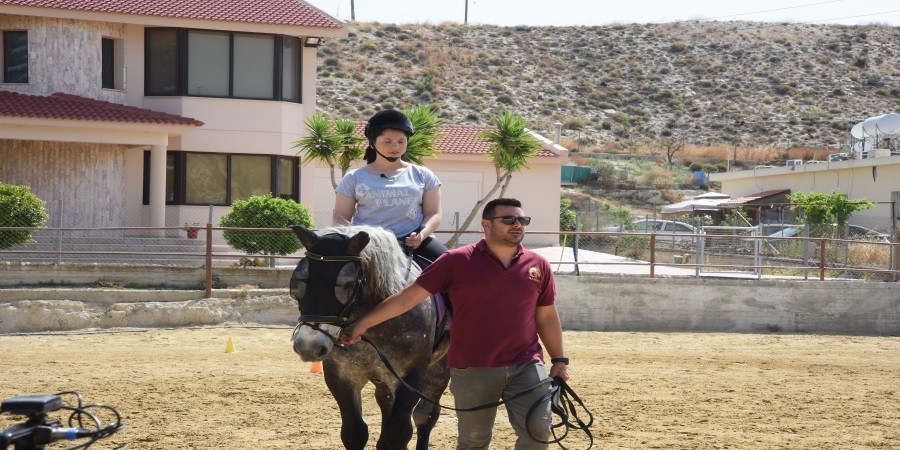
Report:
0,90,204,127
0,0,342,28
354,121,558,157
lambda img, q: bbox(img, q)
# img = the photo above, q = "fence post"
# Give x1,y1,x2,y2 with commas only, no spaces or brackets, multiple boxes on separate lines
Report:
819,238,827,281
55,198,63,265
205,223,213,298
649,234,655,278
573,215,580,276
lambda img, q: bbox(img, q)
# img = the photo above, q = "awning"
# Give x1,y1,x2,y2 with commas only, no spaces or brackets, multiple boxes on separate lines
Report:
661,192,731,214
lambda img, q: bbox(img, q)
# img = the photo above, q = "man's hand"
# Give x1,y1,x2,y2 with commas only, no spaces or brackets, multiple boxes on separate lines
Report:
340,322,365,345
549,362,569,381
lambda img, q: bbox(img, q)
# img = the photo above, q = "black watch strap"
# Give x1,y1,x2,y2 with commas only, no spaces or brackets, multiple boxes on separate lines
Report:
550,357,569,365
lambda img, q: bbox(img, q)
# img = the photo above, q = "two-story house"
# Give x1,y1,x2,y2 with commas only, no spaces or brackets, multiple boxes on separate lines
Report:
0,0,345,233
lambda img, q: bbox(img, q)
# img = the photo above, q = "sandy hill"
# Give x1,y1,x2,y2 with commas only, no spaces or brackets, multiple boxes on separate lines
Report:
314,21,899,153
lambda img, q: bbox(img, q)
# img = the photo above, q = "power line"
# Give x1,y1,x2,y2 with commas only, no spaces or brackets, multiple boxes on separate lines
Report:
698,0,849,21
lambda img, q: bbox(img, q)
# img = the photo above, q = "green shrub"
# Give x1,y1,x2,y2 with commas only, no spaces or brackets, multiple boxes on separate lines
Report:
0,183,49,250
220,195,315,258
559,196,577,246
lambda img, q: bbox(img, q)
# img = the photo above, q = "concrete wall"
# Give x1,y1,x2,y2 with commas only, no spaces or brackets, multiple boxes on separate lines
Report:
1,265,898,335
554,276,899,335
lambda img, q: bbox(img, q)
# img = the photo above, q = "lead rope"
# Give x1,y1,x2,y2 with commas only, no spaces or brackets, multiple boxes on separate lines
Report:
358,334,594,449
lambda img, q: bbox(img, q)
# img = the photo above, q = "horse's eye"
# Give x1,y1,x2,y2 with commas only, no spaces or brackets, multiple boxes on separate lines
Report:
334,263,359,304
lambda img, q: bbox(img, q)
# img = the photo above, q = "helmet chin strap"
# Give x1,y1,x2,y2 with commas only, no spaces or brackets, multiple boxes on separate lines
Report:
375,149,400,162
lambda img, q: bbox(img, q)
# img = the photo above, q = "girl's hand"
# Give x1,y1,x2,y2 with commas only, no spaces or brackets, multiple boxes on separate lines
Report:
404,232,422,249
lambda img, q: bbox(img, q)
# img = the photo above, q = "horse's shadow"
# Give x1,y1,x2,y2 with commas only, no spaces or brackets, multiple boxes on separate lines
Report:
289,225,450,450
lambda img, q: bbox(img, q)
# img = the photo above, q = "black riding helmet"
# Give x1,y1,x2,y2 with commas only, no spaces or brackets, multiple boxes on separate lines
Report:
363,110,415,163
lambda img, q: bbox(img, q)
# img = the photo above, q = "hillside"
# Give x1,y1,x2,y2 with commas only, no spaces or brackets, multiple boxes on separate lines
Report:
315,21,899,153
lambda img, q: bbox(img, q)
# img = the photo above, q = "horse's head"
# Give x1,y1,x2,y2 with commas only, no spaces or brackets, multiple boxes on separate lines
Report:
289,225,370,362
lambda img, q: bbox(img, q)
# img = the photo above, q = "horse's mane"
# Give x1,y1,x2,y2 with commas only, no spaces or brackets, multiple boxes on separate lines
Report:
318,225,421,301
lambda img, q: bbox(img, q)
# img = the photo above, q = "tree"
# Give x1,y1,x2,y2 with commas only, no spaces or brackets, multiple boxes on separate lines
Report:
788,191,874,236
661,133,685,168
220,195,315,266
0,183,49,250
292,105,440,188
559,195,577,246
293,112,362,189
445,111,542,248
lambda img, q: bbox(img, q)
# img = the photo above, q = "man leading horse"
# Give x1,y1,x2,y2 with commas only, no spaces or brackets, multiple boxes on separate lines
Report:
342,197,570,450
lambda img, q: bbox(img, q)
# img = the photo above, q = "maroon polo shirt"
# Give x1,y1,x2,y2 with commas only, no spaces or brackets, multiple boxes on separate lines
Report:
416,239,556,368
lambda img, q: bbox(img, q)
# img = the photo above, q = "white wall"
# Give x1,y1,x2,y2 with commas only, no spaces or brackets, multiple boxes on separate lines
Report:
712,158,900,220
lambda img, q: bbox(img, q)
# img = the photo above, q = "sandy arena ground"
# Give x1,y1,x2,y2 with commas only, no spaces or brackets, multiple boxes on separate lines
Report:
1,327,898,449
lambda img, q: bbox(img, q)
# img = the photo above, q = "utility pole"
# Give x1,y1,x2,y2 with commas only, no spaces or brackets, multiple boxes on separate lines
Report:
351,0,355,20
464,0,468,25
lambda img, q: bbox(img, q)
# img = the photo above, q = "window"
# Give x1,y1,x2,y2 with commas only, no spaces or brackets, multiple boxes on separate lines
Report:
145,151,299,205
102,38,114,89
185,153,228,204
281,37,301,102
233,33,274,99
3,30,28,83
187,30,230,96
101,37,124,90
146,29,178,95
146,28,301,102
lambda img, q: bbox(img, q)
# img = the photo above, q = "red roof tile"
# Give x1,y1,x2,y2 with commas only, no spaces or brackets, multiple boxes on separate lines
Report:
0,0,342,28
354,121,558,157
0,90,204,127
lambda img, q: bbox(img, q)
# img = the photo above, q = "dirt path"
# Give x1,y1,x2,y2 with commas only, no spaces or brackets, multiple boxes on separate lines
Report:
1,328,898,449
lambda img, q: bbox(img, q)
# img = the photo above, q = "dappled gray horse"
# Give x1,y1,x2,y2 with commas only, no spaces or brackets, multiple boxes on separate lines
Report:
289,225,450,450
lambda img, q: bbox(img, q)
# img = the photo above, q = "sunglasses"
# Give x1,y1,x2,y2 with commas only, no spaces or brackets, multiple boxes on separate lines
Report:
489,215,532,226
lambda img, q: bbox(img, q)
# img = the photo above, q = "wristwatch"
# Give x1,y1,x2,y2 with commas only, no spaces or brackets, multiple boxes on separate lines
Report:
550,357,569,365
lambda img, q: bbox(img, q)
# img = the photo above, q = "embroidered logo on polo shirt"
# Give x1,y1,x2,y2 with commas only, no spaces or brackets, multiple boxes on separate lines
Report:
528,267,541,282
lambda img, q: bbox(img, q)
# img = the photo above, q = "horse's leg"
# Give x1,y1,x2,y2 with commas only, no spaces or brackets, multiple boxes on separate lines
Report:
324,372,368,450
376,368,427,450
413,335,451,450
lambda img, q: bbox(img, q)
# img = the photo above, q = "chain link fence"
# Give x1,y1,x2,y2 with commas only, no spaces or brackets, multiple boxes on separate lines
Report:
2,204,898,287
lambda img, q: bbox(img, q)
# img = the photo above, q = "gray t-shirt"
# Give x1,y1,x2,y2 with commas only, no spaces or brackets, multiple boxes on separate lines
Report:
335,164,441,237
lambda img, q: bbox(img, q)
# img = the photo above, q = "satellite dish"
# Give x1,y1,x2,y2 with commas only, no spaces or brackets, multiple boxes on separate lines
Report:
850,121,865,139
851,140,874,152
861,114,887,137
876,113,900,135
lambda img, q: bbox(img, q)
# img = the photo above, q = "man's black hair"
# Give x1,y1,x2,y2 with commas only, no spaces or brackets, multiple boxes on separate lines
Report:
482,198,522,219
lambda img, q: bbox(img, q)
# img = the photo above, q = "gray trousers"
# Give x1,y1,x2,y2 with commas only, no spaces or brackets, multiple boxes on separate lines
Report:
449,362,553,450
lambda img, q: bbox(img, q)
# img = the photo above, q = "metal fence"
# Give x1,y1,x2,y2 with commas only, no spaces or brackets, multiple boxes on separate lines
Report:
2,222,898,290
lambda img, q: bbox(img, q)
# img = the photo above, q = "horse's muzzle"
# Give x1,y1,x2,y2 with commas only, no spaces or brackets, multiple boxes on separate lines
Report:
291,322,340,361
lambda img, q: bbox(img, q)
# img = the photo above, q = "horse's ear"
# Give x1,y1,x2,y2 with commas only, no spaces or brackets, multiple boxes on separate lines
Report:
290,225,318,249
346,231,370,256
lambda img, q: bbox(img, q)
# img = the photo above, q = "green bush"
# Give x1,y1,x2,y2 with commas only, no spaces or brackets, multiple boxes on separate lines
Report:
0,183,49,250
560,196,577,246
220,195,315,257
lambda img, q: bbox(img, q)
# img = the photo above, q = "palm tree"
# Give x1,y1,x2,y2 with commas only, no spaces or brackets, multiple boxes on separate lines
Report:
403,104,442,165
293,106,441,188
293,113,365,189
334,118,366,176
293,113,342,188
445,111,542,248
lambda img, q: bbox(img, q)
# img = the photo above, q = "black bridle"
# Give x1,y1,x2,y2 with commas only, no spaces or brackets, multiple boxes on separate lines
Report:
293,251,366,337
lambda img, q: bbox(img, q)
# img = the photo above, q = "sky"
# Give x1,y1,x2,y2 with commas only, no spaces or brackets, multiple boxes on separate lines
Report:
306,0,900,27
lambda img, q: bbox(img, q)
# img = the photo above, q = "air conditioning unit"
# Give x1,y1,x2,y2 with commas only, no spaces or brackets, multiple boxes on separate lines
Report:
785,159,804,167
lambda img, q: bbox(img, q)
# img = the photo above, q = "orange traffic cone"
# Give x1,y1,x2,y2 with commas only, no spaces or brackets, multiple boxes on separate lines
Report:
310,361,324,373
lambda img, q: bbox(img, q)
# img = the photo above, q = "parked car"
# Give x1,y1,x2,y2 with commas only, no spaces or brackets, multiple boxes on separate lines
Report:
766,225,890,243
847,224,891,243
604,219,703,243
